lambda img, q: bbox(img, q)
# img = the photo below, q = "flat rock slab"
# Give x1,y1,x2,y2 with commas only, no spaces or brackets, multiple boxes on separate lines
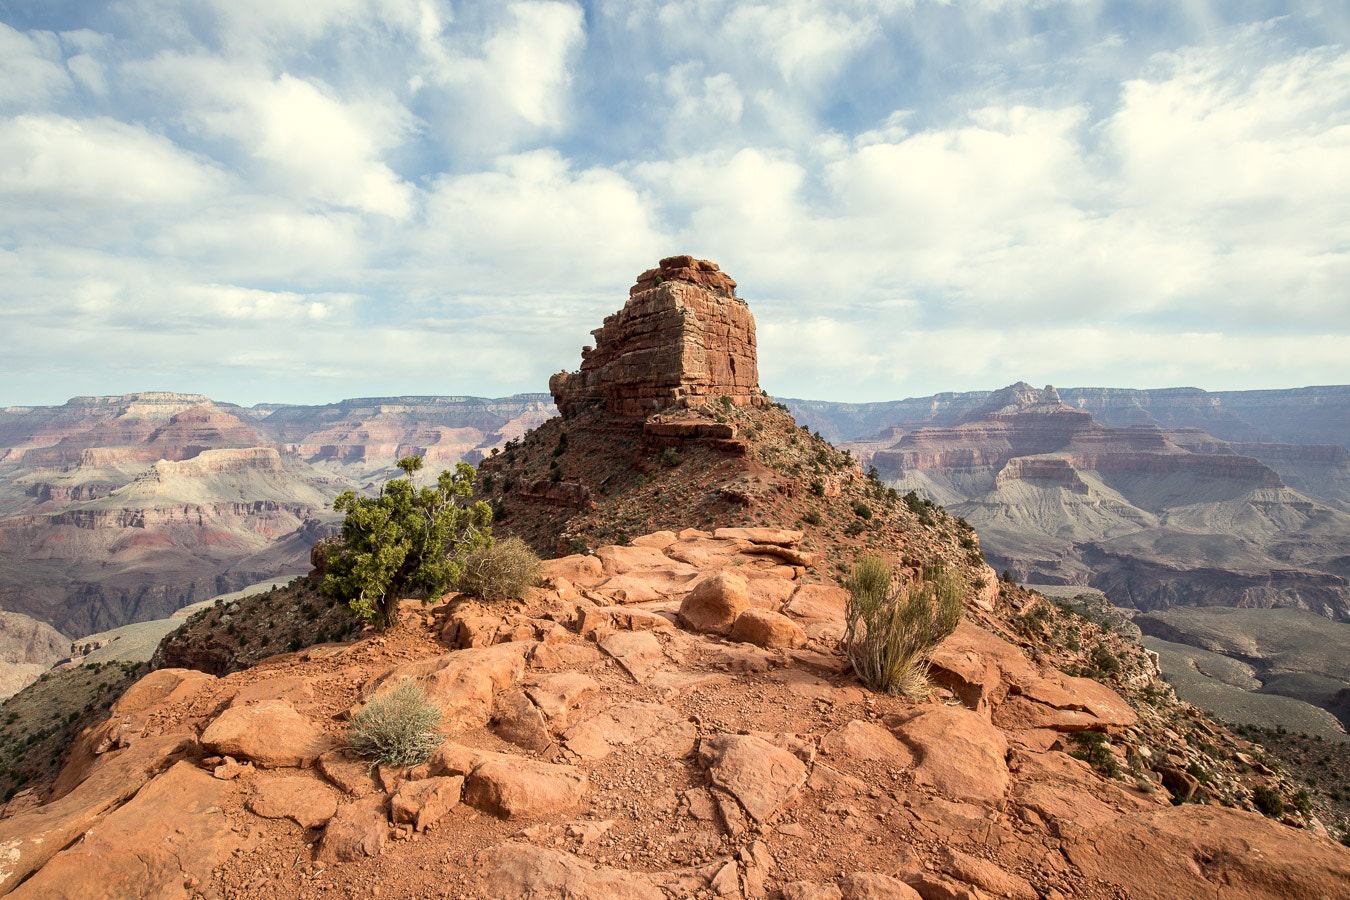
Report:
526,672,601,724
713,527,804,546
247,774,339,829
599,630,665,683
699,733,808,823
317,795,389,864
112,668,215,715
995,672,1139,732
1064,804,1350,900
0,733,193,894
819,720,914,769
200,700,334,768
463,758,587,819
476,842,665,899
895,706,1009,803
316,750,380,797
579,605,674,636
564,702,695,761
8,762,241,900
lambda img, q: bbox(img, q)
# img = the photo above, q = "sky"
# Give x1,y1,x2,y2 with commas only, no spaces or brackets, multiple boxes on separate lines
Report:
1,0,1348,407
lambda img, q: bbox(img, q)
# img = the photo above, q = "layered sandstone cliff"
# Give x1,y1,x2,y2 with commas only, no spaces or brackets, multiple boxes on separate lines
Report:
549,256,766,419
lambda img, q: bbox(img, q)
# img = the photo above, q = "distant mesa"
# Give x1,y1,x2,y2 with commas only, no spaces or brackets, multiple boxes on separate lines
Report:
549,256,767,420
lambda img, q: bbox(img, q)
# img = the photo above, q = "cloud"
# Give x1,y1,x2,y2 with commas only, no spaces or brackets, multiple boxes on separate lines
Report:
413,1,586,153
0,114,226,212
0,24,74,106
133,55,416,216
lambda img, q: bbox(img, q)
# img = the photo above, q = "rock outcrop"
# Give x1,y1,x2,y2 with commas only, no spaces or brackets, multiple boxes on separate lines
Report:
4,528,1347,899
550,256,766,419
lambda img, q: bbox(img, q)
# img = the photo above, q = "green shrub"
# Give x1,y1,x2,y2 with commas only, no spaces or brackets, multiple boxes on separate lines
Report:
852,501,873,520
1252,784,1284,818
802,509,823,526
844,521,865,536
1091,646,1122,675
349,679,443,767
1069,731,1121,779
660,446,682,467
809,479,825,497
458,537,542,602
842,554,964,697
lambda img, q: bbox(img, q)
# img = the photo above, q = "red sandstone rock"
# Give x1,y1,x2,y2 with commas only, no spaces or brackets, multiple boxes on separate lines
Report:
462,757,587,819
1063,804,1350,899
819,720,914,769
317,795,389,863
841,873,922,900
550,258,765,418
359,641,530,735
390,776,463,832
679,572,751,635
6,762,240,900
247,774,339,829
699,733,807,823
199,700,334,768
895,706,1010,803
730,608,808,649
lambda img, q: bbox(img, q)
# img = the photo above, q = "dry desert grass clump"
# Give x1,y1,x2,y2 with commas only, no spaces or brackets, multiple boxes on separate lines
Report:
843,554,963,697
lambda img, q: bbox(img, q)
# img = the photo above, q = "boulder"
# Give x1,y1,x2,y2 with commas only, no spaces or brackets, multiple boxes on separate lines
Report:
358,641,530,734
199,700,334,768
730,608,808,649
316,795,389,864
841,873,922,900
713,527,803,546
679,572,750,635
391,776,463,832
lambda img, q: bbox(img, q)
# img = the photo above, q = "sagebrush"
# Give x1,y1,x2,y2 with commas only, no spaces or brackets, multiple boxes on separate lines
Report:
843,554,964,697
348,679,443,767
458,536,543,602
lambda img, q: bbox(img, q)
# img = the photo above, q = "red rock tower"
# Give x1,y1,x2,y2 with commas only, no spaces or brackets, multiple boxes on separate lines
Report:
549,256,766,419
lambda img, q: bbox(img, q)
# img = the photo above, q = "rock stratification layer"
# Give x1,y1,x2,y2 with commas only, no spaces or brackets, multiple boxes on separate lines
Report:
549,256,765,419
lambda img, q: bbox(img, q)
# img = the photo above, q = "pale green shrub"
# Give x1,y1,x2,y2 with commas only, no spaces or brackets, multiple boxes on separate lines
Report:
349,679,442,767
843,554,964,697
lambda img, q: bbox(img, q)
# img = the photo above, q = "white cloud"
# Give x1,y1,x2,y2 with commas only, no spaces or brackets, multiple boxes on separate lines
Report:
415,149,667,295
414,1,585,151
0,24,74,106
134,56,416,216
0,114,226,211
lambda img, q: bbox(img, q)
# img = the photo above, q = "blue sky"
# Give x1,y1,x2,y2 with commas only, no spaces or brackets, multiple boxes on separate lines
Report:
1,0,1347,406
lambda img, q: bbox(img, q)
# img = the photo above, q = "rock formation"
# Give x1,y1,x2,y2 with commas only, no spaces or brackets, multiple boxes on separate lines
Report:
3,529,1348,899
848,383,1350,622
550,256,766,419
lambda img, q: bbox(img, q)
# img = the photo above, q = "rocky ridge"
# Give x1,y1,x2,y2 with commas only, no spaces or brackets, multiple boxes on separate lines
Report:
2,530,1348,899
